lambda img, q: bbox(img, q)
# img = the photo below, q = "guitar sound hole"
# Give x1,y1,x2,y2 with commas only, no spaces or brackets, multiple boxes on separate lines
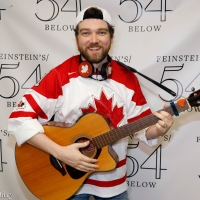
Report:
76,137,96,158
66,137,101,179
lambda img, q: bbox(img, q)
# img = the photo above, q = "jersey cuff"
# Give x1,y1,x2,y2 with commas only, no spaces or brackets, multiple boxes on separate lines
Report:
12,119,44,146
134,129,159,146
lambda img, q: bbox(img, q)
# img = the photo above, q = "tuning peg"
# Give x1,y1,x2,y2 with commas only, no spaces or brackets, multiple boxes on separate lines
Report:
191,87,195,92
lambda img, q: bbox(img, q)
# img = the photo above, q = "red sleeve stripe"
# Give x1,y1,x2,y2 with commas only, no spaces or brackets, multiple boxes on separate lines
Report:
84,174,127,187
24,94,48,120
9,111,38,119
116,158,126,168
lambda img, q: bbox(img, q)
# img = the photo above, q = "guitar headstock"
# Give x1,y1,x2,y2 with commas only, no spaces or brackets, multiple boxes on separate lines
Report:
187,89,200,108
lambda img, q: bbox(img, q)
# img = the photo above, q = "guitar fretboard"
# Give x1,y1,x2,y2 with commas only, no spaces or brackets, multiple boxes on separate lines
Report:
92,100,189,149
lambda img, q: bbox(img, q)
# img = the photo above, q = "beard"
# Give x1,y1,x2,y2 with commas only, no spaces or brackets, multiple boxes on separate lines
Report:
77,42,111,63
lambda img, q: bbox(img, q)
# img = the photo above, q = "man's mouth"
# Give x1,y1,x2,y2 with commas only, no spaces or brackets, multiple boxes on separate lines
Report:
88,46,101,52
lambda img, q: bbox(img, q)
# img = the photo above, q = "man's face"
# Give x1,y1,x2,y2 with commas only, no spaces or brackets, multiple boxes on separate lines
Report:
76,19,113,63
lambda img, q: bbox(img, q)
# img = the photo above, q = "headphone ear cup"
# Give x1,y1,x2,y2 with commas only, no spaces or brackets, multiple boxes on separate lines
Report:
101,62,109,79
78,61,94,78
101,62,112,80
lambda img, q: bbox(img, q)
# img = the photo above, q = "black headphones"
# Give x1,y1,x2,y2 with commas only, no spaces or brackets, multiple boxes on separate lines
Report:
78,56,112,81
78,55,177,96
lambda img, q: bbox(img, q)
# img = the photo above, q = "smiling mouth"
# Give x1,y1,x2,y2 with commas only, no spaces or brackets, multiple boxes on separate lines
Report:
88,46,101,52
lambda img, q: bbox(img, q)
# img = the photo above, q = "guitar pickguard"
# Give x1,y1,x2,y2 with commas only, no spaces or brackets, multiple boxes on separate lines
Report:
50,155,67,176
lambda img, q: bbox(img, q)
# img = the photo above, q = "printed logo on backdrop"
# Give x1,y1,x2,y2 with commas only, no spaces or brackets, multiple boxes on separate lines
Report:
0,56,48,101
126,142,166,188
0,140,7,172
34,0,171,32
156,55,200,104
119,0,172,33
0,8,6,20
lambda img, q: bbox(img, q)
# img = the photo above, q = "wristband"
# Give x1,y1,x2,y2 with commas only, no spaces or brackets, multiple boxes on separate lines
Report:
170,100,179,116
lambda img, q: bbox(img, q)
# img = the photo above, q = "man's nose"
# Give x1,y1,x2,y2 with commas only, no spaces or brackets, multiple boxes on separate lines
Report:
90,33,99,43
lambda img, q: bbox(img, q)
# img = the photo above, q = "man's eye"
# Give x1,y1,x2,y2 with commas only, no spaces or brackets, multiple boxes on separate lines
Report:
99,31,106,35
82,32,89,36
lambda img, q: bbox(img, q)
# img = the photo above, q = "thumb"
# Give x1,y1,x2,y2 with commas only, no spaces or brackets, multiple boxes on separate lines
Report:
75,140,90,149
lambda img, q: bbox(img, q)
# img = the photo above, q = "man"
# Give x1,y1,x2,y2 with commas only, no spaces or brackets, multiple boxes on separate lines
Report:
8,6,174,200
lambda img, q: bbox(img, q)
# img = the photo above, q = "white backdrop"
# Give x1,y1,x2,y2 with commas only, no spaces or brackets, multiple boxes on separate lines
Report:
1,0,200,199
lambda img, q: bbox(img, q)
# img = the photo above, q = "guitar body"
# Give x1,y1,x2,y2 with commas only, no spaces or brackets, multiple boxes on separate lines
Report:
15,113,118,200
14,89,200,199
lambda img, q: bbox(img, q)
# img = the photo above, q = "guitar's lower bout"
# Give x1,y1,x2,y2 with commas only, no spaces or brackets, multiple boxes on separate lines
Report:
15,113,118,200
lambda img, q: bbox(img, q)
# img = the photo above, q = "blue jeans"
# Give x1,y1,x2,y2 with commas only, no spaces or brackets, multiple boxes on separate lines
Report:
68,191,129,200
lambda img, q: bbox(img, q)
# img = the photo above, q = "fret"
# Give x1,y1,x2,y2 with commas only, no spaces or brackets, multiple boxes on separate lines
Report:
98,134,106,147
101,133,108,146
92,138,100,149
102,132,110,146
97,135,104,147
106,130,113,144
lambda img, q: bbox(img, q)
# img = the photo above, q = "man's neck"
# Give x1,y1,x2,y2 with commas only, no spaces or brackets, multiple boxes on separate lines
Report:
92,57,108,71
81,55,108,71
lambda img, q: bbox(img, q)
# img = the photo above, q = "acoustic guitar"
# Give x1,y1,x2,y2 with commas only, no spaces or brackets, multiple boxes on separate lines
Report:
15,89,200,200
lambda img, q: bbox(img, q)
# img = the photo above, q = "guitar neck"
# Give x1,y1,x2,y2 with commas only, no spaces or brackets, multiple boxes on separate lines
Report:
92,100,190,149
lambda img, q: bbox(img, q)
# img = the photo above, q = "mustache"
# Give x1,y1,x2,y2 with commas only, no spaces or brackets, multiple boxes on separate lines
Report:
88,43,101,48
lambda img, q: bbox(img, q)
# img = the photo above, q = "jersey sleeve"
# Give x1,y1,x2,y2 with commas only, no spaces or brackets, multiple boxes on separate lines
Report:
125,71,159,146
8,68,63,146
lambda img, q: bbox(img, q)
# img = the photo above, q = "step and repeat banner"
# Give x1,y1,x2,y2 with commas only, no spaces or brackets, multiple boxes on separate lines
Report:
1,0,200,199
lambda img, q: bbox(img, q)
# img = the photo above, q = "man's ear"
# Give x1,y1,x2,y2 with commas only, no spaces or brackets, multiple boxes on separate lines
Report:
111,36,114,44
75,36,79,46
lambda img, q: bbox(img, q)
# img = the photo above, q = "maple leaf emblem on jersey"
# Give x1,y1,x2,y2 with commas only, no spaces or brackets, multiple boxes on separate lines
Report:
80,90,124,128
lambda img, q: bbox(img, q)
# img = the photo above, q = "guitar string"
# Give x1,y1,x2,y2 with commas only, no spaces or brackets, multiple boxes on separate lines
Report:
92,101,190,149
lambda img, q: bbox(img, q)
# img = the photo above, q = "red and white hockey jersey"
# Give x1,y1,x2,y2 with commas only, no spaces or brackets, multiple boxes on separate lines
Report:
8,55,158,197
